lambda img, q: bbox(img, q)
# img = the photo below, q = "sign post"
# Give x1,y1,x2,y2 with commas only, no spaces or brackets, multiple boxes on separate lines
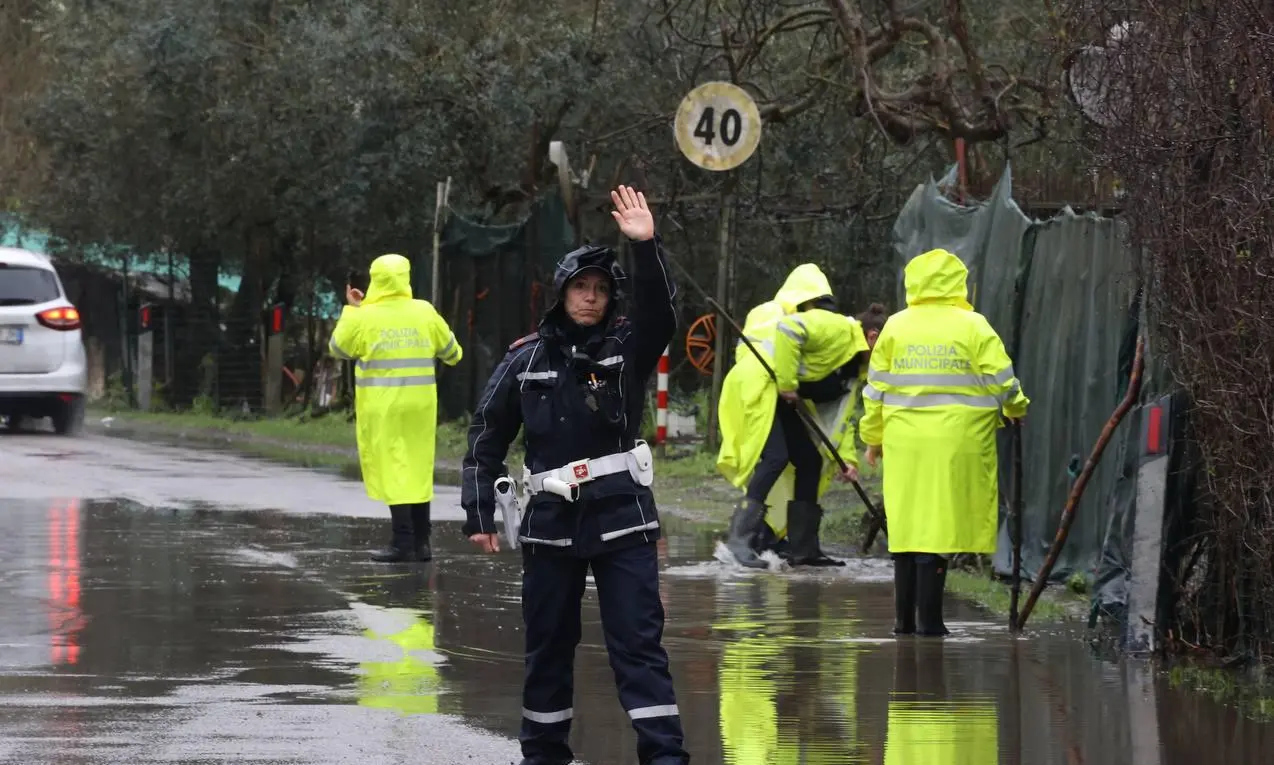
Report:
263,304,286,415
673,81,762,450
136,303,154,412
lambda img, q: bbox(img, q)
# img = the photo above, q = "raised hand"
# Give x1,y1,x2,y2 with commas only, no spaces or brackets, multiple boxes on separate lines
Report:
610,185,654,241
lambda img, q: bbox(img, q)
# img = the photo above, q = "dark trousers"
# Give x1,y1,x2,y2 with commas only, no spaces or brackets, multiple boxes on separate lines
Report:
519,542,688,765
387,503,431,538
745,401,822,504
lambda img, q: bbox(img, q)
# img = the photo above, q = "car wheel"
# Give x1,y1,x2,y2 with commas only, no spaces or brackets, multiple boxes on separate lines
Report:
52,397,85,436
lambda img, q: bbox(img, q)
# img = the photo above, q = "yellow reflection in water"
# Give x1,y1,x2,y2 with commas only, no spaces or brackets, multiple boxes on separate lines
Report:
356,611,443,716
884,702,998,765
885,641,998,764
716,577,865,764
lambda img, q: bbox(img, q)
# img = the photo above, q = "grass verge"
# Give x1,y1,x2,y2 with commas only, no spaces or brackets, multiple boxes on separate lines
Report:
944,569,1088,623
1166,662,1274,721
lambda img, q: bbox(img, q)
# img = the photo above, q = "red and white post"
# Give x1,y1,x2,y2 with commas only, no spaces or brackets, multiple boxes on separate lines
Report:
656,345,670,445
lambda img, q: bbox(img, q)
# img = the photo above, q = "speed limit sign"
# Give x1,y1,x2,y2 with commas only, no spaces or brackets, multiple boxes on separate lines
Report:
673,81,762,172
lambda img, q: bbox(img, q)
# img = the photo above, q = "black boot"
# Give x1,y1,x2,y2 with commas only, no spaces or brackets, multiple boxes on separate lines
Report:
806,502,845,566
725,498,769,569
783,501,844,567
808,545,847,566
411,503,432,561
892,553,917,635
370,505,415,563
755,522,783,555
783,501,821,565
915,554,951,636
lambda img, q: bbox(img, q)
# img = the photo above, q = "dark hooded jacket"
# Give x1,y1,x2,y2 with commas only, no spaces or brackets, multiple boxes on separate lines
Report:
460,235,677,556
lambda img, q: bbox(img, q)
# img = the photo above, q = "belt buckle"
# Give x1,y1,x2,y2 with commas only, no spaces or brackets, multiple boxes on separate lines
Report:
566,458,592,483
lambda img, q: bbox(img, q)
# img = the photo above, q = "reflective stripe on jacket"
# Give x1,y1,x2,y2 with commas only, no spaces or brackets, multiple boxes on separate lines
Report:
859,249,1028,554
329,253,462,505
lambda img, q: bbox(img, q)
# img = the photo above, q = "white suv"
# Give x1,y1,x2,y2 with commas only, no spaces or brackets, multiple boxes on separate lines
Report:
0,247,88,434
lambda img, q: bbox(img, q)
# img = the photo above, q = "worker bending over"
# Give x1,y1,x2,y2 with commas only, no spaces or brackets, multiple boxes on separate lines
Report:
716,265,874,568
754,303,889,565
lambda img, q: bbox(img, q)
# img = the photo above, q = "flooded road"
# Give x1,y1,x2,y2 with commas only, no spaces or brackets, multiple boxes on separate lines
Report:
2,433,1272,763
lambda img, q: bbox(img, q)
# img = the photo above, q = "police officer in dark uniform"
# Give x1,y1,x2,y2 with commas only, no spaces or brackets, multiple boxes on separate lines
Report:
460,185,689,765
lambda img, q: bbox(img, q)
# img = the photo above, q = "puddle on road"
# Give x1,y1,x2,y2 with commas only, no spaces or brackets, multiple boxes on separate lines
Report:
0,498,1270,764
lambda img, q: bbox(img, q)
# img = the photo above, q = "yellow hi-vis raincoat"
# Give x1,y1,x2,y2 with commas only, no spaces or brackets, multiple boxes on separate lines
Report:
716,264,836,490
859,248,1029,554
329,254,463,505
761,342,868,537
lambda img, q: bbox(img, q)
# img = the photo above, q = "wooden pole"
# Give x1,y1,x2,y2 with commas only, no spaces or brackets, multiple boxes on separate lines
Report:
431,176,451,305
165,248,174,386
706,186,734,451
1009,421,1025,630
1016,335,1146,630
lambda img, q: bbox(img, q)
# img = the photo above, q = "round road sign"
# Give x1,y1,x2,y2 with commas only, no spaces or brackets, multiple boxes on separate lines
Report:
674,81,762,172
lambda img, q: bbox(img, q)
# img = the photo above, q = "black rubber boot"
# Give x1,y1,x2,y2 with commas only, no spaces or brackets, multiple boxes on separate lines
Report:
807,501,845,566
892,553,917,635
782,501,821,565
755,522,783,555
411,503,432,561
725,498,769,569
915,554,951,636
370,505,415,563
786,501,844,566
808,546,847,566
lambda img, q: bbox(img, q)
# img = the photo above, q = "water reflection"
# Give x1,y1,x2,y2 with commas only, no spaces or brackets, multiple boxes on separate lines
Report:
349,572,444,717
1,498,1273,764
885,640,998,764
715,576,870,764
47,499,84,666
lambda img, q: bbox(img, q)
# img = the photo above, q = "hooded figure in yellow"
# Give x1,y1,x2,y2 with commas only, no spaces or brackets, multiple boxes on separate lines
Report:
860,248,1028,636
330,254,463,563
716,264,875,568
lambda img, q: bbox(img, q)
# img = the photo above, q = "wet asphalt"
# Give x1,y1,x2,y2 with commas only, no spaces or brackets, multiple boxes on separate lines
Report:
1,430,1271,764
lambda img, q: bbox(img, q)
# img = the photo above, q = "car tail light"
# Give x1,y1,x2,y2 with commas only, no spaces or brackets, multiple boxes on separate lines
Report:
36,306,82,331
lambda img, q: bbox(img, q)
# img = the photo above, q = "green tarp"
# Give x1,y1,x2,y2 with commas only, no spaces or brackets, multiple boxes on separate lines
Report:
426,191,575,419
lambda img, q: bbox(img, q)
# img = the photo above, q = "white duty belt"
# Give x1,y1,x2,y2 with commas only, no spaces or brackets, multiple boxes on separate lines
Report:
523,441,654,502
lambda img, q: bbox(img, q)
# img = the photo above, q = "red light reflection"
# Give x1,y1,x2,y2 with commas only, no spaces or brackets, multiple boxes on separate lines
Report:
48,499,83,665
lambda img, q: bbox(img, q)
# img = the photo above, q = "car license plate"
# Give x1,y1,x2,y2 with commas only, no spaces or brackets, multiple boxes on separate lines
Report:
0,326,22,345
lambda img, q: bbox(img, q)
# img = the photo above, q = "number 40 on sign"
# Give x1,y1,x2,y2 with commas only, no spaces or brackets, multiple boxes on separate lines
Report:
674,81,762,172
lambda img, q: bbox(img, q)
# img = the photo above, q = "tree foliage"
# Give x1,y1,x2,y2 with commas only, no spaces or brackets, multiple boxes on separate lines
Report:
0,0,1063,405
